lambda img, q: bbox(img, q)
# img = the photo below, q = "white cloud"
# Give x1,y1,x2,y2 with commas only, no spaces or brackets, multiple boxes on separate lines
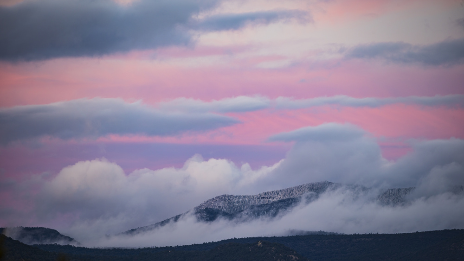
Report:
32,155,281,241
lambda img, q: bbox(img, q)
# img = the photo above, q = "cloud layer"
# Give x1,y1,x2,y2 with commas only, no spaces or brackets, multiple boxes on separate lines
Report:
2,95,462,144
0,98,238,144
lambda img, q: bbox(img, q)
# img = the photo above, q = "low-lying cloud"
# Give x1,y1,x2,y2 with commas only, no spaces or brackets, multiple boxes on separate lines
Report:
1,123,463,245
346,38,464,66
98,185,464,248
0,98,238,145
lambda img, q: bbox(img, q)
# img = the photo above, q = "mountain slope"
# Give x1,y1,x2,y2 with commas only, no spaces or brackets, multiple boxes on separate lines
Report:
122,181,414,235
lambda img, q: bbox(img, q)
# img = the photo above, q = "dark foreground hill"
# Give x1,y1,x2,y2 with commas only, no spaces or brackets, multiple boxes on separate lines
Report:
0,235,307,261
2,229,463,260
0,234,62,261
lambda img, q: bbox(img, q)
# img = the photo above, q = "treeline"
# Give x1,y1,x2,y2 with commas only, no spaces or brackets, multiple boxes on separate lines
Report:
2,229,464,260
1,235,307,261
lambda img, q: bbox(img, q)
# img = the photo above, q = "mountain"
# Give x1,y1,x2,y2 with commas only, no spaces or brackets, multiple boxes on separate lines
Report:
122,181,414,235
0,227,79,245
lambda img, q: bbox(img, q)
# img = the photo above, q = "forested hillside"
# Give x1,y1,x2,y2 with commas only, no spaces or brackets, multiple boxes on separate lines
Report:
4,229,460,261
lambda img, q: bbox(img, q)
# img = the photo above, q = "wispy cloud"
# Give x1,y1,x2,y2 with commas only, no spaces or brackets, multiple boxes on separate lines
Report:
0,98,238,145
158,95,464,112
192,10,311,31
345,38,464,66
158,96,271,113
274,95,464,109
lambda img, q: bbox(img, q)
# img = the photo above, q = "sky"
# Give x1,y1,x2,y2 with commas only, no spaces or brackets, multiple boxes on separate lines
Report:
0,0,464,246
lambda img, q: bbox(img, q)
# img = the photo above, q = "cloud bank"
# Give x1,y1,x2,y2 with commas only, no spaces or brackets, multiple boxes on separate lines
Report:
1,123,463,245
0,98,238,145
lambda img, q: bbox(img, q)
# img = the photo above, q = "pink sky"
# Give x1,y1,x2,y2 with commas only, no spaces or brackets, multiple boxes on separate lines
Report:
1,0,463,169
1,0,464,230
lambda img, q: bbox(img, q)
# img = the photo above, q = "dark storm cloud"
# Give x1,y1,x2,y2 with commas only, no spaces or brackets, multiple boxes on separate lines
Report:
193,10,310,31
0,98,239,144
346,38,464,66
0,0,216,61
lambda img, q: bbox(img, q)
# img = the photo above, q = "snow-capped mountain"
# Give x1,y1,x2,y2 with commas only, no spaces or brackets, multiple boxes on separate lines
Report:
121,181,414,235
